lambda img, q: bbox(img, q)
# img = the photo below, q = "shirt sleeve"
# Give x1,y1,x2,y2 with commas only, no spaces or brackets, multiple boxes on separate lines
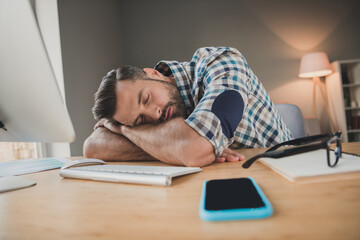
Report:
185,65,250,157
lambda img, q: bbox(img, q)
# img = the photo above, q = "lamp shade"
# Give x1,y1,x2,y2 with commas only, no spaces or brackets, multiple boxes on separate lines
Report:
299,52,332,78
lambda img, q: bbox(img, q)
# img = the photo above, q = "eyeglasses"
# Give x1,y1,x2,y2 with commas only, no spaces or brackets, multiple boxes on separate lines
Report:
242,132,342,169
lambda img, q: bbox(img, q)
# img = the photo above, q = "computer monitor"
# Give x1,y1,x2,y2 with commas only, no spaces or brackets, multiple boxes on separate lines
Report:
0,0,75,142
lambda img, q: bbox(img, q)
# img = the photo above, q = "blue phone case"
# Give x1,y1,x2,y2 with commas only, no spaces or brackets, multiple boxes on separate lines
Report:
199,177,273,221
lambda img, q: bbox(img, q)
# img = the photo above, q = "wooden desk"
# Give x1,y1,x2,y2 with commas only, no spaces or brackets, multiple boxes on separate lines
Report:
1,143,360,240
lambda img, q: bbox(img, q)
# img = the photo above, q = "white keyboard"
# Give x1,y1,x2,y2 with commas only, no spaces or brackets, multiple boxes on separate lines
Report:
60,164,201,186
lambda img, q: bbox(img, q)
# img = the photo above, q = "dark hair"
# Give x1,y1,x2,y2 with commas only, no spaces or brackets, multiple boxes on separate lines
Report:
92,65,146,120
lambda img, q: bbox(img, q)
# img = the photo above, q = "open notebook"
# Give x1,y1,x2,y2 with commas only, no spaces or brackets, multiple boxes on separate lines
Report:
260,149,360,183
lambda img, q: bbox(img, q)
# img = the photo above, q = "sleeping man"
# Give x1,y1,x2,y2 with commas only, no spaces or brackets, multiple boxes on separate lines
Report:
83,47,293,167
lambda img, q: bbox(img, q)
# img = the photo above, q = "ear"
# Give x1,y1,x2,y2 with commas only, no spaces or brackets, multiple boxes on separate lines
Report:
143,68,164,80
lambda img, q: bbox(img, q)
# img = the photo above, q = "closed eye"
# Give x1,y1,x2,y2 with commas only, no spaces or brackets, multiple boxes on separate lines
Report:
140,115,145,124
133,92,150,126
144,94,150,104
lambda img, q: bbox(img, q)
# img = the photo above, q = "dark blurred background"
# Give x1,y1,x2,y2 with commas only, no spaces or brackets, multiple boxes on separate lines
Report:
58,0,360,156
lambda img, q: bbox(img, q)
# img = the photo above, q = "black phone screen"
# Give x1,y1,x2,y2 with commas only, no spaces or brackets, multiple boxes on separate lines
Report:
205,178,265,211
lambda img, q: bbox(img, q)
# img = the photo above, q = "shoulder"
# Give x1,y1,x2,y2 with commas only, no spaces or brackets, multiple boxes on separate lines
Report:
192,47,242,60
191,47,247,73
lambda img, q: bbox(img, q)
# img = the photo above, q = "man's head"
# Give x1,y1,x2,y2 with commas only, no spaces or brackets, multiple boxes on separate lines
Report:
92,65,187,126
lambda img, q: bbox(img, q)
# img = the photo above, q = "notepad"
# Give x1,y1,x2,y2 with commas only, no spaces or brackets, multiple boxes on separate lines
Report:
0,157,71,177
260,149,360,183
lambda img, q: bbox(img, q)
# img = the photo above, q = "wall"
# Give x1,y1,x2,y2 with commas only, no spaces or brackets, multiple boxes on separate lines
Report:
119,0,360,132
58,0,123,156
59,0,360,156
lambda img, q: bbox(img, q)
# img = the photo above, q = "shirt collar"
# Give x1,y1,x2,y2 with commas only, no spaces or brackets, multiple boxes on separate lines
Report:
155,61,195,114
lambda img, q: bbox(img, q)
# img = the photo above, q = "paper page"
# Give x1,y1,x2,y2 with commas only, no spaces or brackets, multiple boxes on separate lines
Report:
260,149,360,181
0,157,71,177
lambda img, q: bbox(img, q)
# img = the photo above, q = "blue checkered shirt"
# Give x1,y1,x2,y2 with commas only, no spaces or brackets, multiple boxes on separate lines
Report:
155,47,293,157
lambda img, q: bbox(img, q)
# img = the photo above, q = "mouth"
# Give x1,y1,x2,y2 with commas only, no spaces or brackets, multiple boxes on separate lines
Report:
164,106,173,121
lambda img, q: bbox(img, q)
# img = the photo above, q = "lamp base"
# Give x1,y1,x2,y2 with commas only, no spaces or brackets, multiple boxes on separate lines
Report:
312,76,335,131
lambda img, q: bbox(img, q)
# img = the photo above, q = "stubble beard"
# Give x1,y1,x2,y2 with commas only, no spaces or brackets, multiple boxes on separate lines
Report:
158,81,187,123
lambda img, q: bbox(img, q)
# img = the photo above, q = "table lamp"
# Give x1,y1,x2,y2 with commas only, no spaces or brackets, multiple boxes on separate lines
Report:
299,52,334,129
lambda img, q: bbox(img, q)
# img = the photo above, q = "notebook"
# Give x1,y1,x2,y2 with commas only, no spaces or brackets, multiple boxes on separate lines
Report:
260,149,360,183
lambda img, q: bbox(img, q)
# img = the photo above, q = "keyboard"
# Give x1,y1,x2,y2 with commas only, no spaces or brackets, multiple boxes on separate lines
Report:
59,164,201,186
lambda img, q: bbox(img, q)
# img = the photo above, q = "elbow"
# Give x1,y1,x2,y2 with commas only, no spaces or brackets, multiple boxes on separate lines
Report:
182,153,215,167
183,159,212,167
83,127,110,159
83,136,97,159
180,142,216,168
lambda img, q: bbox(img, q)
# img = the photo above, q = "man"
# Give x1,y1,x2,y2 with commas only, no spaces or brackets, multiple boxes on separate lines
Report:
84,47,293,167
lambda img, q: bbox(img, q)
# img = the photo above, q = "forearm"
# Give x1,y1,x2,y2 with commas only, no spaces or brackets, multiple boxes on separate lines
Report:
83,127,156,161
121,118,216,167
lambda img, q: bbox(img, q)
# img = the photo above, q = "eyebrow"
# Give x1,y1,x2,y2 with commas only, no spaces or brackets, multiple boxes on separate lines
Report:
132,88,144,126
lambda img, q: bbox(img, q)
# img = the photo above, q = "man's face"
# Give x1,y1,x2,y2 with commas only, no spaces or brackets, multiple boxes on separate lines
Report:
113,78,187,126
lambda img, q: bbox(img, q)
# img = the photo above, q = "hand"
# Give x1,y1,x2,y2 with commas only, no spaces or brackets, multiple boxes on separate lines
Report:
94,118,123,135
215,148,245,163
94,119,106,130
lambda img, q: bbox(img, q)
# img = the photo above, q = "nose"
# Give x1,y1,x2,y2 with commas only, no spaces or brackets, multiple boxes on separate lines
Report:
144,104,162,122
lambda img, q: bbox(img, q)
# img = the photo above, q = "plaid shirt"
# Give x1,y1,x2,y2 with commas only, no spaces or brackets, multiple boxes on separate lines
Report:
155,47,293,157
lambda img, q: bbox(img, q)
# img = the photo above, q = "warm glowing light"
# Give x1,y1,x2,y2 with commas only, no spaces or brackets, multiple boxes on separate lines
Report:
245,1,351,50
299,52,332,78
299,70,332,78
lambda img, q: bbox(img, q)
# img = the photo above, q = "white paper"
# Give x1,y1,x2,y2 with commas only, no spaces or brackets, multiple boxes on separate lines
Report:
260,149,360,181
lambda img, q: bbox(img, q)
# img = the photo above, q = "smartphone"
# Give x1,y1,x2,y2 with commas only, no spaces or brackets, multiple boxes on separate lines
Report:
199,177,273,221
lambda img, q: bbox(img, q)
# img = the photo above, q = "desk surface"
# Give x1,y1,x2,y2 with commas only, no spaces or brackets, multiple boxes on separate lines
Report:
1,143,360,240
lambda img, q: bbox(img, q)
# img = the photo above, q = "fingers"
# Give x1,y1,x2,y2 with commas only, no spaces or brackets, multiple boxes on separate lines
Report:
94,121,103,130
215,154,239,163
103,120,123,135
215,157,226,163
94,119,107,130
215,152,239,163
223,152,241,162
215,148,246,163
103,120,115,132
223,148,245,161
